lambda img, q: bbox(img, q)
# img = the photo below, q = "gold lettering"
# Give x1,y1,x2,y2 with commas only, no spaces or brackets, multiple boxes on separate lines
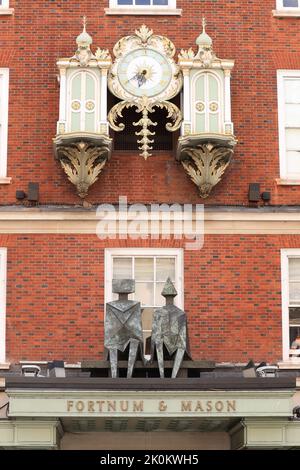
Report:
107,401,116,412
96,400,105,412
133,401,144,412
76,400,84,412
227,400,236,412
67,400,74,412
194,401,204,412
181,401,192,412
159,401,167,412
120,401,129,412
215,401,224,412
88,401,95,412
206,400,213,412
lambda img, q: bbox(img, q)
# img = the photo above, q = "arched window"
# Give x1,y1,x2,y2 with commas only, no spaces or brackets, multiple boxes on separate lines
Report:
68,70,98,133
192,72,222,134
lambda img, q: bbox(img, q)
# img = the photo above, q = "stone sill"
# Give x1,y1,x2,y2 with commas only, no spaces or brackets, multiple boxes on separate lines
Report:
0,8,14,15
273,9,300,17
0,363,10,370
276,178,300,185
0,177,11,185
277,361,300,369
105,7,182,15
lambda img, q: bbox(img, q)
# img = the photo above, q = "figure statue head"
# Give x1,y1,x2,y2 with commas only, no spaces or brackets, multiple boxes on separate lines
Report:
112,279,135,301
161,277,177,305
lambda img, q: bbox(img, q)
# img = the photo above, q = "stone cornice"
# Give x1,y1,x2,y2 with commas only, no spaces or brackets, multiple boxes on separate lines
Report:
0,206,299,234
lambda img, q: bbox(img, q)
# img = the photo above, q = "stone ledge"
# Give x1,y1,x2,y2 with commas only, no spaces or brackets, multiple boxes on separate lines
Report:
273,9,300,17
0,8,14,15
0,177,12,185
105,7,182,15
276,178,300,185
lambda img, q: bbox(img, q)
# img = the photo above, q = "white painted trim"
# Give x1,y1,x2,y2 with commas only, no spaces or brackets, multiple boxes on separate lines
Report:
275,0,300,12
281,249,300,362
106,0,181,14
0,69,9,178
105,7,182,15
0,0,9,7
273,9,300,16
0,248,7,364
1,209,300,234
104,248,184,312
276,178,300,185
0,8,13,15
277,70,300,180
224,71,232,125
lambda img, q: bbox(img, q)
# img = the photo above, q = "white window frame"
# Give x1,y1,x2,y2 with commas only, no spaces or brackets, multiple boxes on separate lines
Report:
274,1,300,16
105,247,184,312
0,0,9,7
276,0,300,9
0,248,7,364
281,249,300,362
277,70,300,180
106,0,181,15
0,69,9,178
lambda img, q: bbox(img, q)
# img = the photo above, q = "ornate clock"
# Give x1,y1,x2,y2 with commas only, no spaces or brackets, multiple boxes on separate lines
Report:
108,25,183,159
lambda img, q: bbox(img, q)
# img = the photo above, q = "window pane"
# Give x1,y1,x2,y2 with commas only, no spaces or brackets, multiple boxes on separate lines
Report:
286,151,300,174
285,128,300,150
195,75,205,101
135,258,154,281
289,259,300,280
113,257,132,279
135,282,154,306
289,281,300,304
283,0,299,7
208,75,219,101
117,0,133,4
290,307,300,325
136,0,151,4
156,257,175,282
141,307,154,331
285,104,300,127
153,0,168,4
284,78,300,103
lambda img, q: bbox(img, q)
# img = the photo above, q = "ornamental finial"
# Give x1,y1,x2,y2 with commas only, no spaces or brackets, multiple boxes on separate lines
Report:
82,15,87,33
202,17,207,33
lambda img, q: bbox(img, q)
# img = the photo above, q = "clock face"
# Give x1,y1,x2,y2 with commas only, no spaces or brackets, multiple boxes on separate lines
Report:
117,48,173,98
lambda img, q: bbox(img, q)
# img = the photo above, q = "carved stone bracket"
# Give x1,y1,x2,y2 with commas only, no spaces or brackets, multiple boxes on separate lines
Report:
53,134,112,198
177,135,237,198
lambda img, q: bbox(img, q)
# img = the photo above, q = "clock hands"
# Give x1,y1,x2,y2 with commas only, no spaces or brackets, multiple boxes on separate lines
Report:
127,69,148,88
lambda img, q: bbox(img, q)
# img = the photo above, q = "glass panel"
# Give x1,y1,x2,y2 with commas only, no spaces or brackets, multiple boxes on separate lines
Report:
117,0,133,4
156,258,175,281
153,0,168,4
208,74,219,101
283,0,299,7
289,307,300,325
136,0,151,3
289,326,300,351
71,74,81,100
155,282,167,305
141,307,154,331
289,259,300,280
285,128,300,150
209,113,220,133
285,104,300,127
113,257,132,279
195,113,205,133
285,78,300,103
289,281,300,304
85,112,95,132
286,151,300,174
86,73,95,100
71,112,80,132
135,282,154,306
195,75,205,101
135,258,154,281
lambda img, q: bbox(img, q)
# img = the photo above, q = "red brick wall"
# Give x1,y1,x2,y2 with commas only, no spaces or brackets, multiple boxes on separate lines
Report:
4,233,298,364
1,1,300,206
